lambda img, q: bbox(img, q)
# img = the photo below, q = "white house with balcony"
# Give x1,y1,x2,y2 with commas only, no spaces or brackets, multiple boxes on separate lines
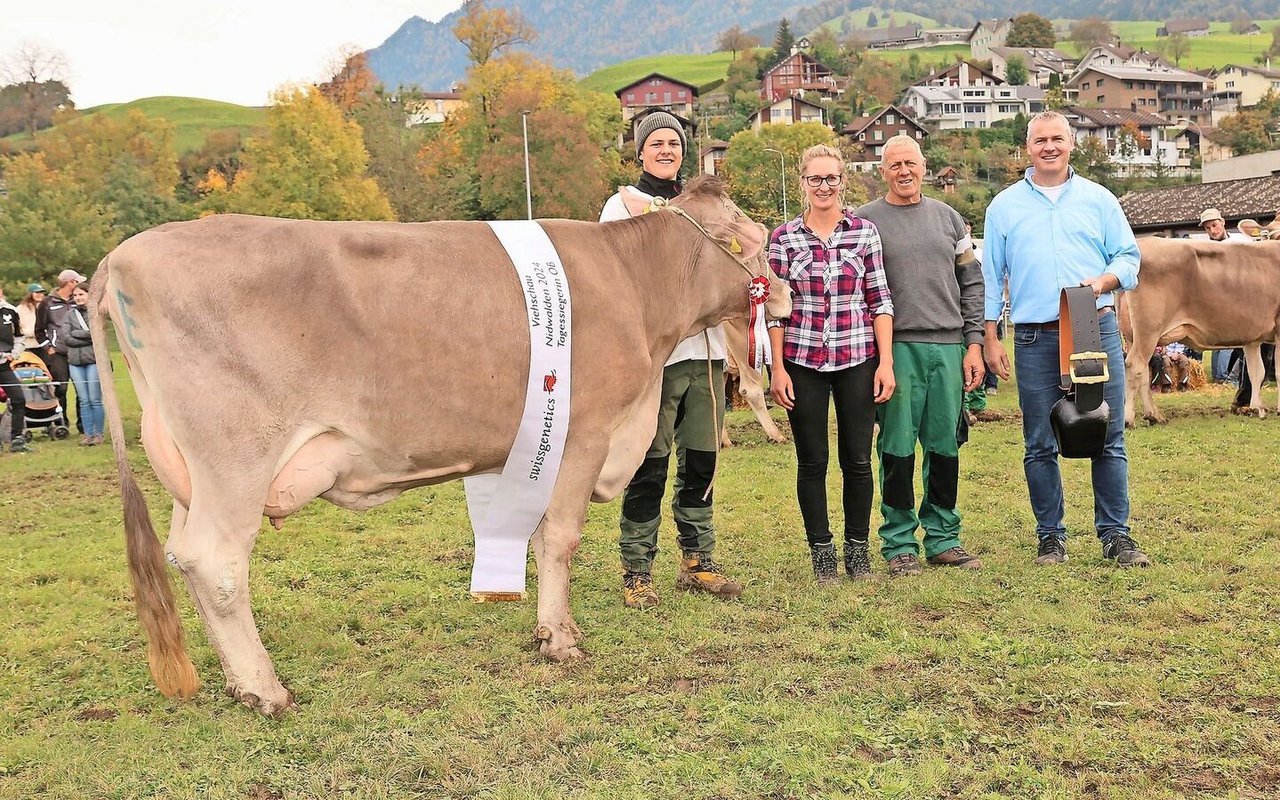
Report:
899,83,1045,131
1066,106,1186,175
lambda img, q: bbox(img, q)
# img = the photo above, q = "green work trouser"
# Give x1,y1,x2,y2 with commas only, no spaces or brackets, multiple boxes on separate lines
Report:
964,384,988,413
875,342,964,561
619,358,725,573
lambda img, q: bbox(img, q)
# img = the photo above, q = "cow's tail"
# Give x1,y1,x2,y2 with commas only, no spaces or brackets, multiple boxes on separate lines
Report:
90,255,201,700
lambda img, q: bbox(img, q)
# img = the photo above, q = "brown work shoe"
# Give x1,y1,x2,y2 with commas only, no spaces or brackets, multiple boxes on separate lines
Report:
676,555,743,599
887,553,923,577
622,571,659,608
926,546,984,570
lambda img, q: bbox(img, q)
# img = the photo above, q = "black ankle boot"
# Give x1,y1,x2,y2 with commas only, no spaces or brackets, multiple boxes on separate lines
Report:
810,542,838,586
844,539,872,580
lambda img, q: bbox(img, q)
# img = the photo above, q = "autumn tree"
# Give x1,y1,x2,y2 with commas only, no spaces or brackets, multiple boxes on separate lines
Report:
178,129,246,204
0,79,71,138
720,122,839,230
0,153,117,281
1070,18,1115,55
1230,15,1254,35
1006,14,1056,48
0,41,71,137
1217,110,1272,155
453,0,535,67
1163,32,1191,67
716,25,759,60
349,90,438,221
1005,55,1029,86
318,46,378,112
1255,24,1280,66
210,86,394,220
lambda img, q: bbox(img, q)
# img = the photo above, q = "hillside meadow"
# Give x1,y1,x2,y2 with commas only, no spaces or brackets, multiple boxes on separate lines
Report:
2,348,1279,799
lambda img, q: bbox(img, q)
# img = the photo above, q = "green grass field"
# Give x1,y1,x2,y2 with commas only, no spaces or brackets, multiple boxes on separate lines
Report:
578,53,739,95
3,96,265,155
818,7,941,34
1060,20,1280,70
2,349,1279,798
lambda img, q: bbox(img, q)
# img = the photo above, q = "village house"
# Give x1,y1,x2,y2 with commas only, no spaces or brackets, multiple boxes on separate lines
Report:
1209,64,1280,119
1065,62,1210,127
760,52,840,102
699,140,729,176
841,105,929,171
1157,18,1210,37
988,47,1076,88
748,96,826,131
1066,106,1185,175
851,25,926,51
966,18,1013,60
405,92,465,125
614,73,697,124
900,62,1043,131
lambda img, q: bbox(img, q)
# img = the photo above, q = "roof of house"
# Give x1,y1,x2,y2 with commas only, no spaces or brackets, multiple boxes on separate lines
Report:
1216,63,1280,79
914,59,1004,87
764,51,835,75
1161,18,1209,34
990,47,1076,70
851,24,923,44
1068,63,1206,86
1119,175,1280,229
1067,106,1171,127
613,73,698,97
967,18,1012,39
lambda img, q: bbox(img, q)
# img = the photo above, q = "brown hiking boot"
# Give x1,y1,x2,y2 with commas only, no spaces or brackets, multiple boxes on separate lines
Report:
676,555,743,599
887,553,923,577
622,571,659,608
926,546,984,570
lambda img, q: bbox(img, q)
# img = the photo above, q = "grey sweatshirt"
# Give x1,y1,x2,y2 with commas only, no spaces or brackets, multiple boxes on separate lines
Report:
855,196,984,346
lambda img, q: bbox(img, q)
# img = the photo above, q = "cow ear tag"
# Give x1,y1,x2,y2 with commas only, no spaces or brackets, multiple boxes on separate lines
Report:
644,197,669,214
728,236,742,254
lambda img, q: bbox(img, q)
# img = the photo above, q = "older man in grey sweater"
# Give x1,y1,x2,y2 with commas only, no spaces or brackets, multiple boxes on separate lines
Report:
856,135,986,577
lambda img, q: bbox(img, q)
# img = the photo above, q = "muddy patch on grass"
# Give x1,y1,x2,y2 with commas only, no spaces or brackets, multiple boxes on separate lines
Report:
75,706,118,721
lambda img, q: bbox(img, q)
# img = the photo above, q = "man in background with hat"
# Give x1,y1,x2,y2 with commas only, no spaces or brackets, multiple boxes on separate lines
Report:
598,110,742,608
34,268,87,435
1199,208,1248,383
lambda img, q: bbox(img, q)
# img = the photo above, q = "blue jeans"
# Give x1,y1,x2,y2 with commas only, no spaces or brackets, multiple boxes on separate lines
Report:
1013,311,1130,542
1211,350,1232,382
69,363,105,437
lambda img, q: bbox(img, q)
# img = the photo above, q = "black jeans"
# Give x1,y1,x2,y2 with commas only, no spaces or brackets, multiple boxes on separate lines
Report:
1,361,27,440
1232,344,1277,407
784,358,877,547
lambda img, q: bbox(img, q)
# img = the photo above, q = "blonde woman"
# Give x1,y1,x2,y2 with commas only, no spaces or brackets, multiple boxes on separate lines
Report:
767,143,895,584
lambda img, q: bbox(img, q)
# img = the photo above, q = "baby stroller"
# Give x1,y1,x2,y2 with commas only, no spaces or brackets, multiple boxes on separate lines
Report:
5,352,71,440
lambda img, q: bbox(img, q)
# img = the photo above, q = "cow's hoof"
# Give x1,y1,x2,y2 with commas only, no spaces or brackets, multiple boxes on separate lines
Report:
1144,415,1166,426
534,623,585,662
768,434,787,444
227,682,297,717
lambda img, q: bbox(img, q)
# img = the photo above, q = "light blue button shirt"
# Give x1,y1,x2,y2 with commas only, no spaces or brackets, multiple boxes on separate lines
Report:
982,168,1139,323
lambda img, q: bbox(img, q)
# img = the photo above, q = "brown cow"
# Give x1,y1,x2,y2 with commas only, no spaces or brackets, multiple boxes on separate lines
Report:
720,318,787,446
1122,237,1280,426
89,177,790,716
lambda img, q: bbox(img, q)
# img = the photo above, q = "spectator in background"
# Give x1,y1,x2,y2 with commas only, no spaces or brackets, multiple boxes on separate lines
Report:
17,283,46,355
59,282,105,446
0,285,31,453
34,269,86,435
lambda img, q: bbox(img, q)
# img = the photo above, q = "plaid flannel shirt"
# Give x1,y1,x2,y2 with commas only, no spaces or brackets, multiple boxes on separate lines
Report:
768,210,893,371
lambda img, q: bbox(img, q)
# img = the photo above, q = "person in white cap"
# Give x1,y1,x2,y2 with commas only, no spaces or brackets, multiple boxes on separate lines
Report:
1199,208,1229,241
34,268,88,435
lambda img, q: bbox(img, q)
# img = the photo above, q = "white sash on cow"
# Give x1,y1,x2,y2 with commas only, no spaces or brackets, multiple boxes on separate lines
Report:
464,221,572,600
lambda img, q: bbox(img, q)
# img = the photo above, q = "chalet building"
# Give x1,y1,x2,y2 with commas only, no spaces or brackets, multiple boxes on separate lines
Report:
1118,175,1280,237
700,140,729,176
405,92,465,125
988,47,1076,88
1066,106,1185,175
914,60,1003,89
1065,63,1210,127
841,105,928,172
933,165,960,193
615,73,697,123
921,28,971,46
748,96,826,131
1210,64,1280,119
1157,18,1210,37
760,53,839,102
900,82,1044,131
966,18,1013,60
1072,44,1169,76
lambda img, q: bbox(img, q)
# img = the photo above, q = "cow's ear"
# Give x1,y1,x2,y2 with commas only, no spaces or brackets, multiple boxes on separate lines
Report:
620,188,650,217
726,221,766,262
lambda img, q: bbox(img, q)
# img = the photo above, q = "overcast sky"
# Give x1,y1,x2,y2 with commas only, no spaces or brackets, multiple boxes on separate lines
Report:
2,0,461,108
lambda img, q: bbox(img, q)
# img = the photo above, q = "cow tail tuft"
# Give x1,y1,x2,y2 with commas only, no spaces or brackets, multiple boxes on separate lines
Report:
90,256,201,700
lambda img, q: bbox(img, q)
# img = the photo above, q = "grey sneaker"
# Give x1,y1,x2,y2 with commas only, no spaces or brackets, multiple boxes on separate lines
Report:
1102,534,1151,568
1035,537,1068,565
810,542,839,586
843,540,872,580
10,435,31,453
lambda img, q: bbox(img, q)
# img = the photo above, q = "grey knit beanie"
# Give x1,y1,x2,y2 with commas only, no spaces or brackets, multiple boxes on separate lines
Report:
634,111,687,159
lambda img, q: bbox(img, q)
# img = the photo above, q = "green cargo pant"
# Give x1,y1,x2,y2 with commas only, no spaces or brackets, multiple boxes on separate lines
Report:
619,358,725,573
875,342,965,561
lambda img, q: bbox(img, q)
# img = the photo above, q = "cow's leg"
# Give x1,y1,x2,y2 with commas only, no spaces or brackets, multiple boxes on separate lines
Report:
531,487,591,661
740,371,787,443
1243,344,1266,418
1124,335,1164,426
166,491,293,716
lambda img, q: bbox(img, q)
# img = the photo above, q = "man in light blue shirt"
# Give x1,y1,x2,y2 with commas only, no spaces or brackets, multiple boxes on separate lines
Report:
982,111,1151,568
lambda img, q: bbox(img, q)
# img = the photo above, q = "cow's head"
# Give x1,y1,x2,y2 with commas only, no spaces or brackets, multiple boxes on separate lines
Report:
668,176,791,321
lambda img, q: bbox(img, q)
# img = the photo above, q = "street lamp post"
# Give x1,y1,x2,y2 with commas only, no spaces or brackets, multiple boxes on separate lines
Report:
521,110,533,220
763,147,788,219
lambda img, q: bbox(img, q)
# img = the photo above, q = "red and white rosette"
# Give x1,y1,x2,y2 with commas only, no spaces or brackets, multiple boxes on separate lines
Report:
747,275,771,371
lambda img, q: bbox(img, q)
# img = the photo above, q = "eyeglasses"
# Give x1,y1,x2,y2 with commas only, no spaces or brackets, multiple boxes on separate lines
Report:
802,174,844,188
